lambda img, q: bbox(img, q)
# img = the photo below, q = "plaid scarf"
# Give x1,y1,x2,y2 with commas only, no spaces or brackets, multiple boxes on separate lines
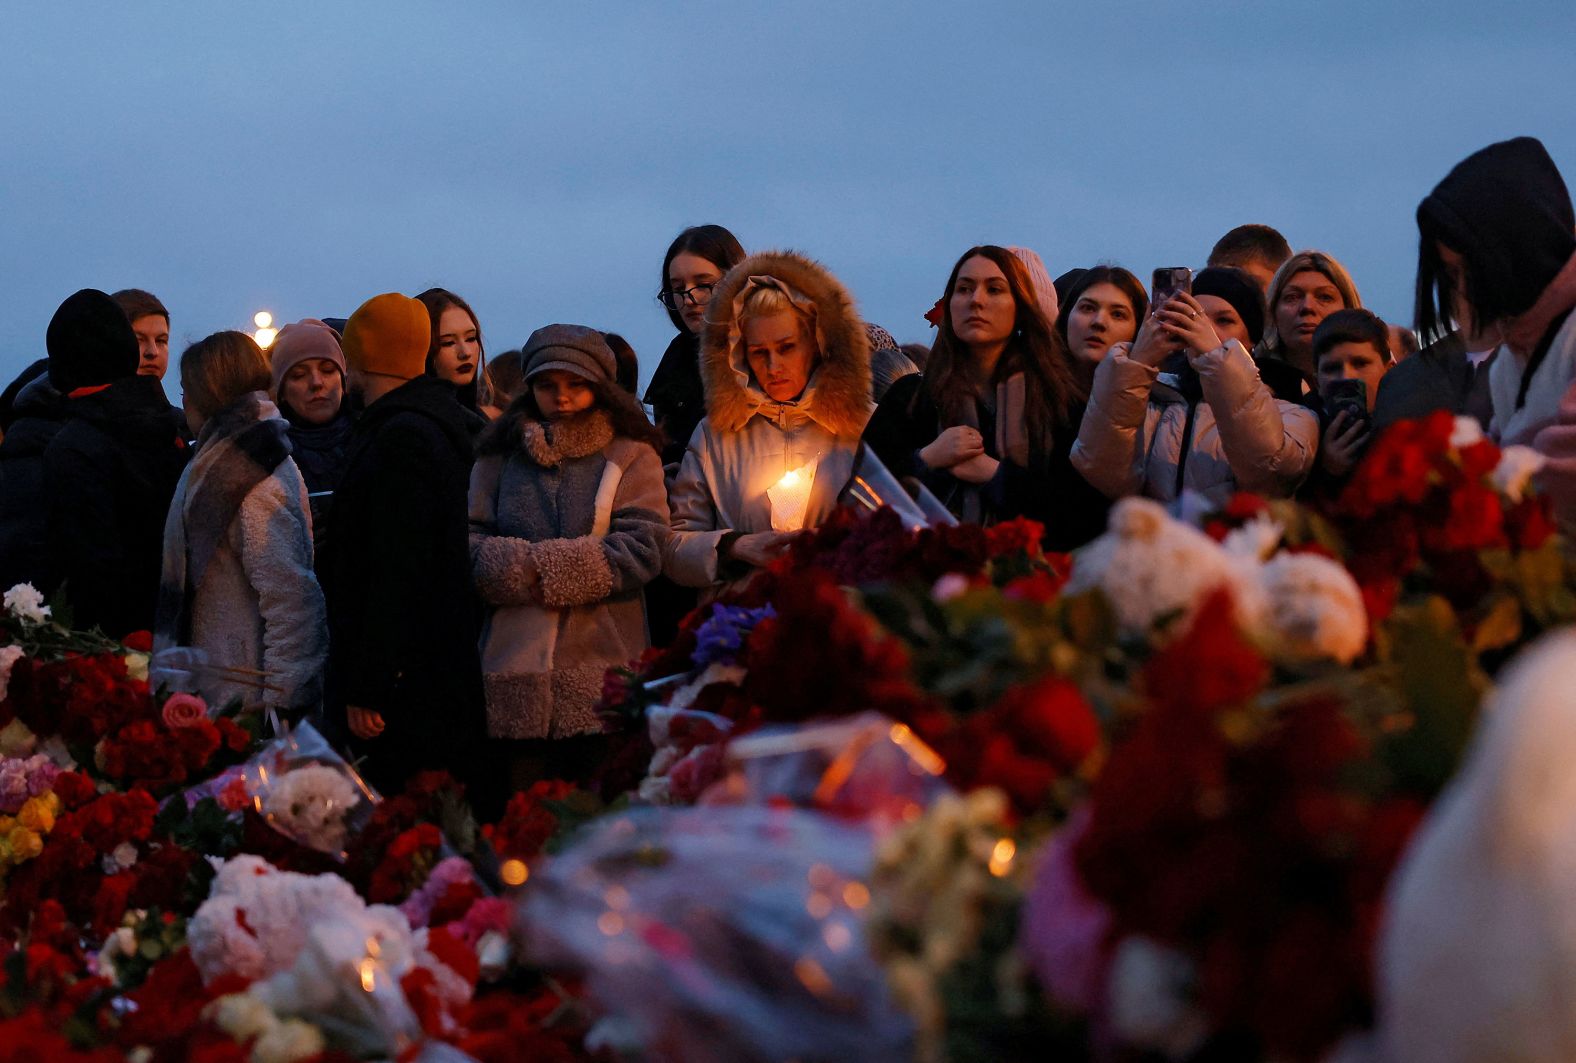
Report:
155,392,291,649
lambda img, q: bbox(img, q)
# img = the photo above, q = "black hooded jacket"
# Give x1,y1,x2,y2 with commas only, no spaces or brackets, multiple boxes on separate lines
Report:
1419,136,1576,319
320,375,485,790
42,375,190,636
643,331,706,468
0,371,70,592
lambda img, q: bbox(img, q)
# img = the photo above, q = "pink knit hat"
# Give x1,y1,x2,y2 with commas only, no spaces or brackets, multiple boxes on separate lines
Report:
269,319,346,393
1008,247,1059,327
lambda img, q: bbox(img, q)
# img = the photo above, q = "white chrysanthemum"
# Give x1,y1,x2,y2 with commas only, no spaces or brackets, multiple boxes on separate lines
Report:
2,584,50,624
1067,498,1263,640
1258,552,1369,665
1493,444,1547,504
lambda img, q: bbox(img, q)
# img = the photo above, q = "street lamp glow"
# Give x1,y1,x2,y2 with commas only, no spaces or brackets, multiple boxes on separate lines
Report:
253,311,273,329
254,327,278,349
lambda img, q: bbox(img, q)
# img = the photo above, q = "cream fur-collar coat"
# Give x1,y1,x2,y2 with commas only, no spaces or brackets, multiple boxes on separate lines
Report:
664,250,873,590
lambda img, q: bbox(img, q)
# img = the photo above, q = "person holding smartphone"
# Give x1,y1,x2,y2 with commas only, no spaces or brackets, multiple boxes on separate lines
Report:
1311,309,1393,482
1071,265,1319,509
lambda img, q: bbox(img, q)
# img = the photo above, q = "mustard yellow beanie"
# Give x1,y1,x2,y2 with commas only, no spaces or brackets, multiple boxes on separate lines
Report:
342,293,430,380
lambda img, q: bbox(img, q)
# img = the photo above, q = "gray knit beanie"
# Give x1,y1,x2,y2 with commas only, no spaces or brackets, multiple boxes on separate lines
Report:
522,324,616,385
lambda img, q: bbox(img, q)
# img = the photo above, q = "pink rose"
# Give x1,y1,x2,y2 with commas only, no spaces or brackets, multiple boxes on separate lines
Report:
161,692,209,729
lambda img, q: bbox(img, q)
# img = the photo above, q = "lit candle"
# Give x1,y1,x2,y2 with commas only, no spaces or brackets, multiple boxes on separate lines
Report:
768,458,818,532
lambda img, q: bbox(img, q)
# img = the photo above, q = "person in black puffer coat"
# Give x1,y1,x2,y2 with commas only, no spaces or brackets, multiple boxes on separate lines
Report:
41,289,190,637
0,360,68,591
320,293,491,807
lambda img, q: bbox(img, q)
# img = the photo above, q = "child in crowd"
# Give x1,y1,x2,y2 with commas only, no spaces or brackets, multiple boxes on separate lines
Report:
468,325,668,786
1312,308,1394,481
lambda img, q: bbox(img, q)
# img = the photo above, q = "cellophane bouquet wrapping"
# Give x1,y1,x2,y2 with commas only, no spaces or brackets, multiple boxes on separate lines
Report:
711,711,952,830
523,804,914,1062
239,721,379,859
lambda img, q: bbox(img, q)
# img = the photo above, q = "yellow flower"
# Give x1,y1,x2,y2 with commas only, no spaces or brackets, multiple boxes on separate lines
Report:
0,815,14,834
124,652,150,683
7,826,42,861
18,796,54,833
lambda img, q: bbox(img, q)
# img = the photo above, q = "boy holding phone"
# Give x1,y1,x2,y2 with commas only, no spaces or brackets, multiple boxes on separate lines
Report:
1312,309,1394,479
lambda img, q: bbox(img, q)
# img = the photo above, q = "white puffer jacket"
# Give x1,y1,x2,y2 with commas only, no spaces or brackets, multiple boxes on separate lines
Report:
1070,339,1319,508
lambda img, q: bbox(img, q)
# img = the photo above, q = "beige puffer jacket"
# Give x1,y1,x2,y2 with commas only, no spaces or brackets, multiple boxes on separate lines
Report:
1071,339,1319,508
664,250,873,591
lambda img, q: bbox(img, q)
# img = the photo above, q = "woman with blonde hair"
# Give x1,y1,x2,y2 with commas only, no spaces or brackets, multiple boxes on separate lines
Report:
665,250,872,595
1258,250,1362,397
156,331,326,717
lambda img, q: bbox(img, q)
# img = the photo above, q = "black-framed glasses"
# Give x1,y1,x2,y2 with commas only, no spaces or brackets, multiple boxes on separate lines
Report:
658,283,717,310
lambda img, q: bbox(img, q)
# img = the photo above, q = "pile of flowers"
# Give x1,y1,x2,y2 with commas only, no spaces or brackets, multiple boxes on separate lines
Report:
0,413,1570,1061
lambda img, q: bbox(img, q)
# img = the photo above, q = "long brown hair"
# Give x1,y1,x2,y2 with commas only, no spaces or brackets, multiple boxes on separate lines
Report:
477,372,663,456
926,245,1084,458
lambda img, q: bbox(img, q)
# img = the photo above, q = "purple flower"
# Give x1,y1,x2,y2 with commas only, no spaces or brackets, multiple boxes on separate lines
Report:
0,761,29,814
692,604,776,669
22,754,58,797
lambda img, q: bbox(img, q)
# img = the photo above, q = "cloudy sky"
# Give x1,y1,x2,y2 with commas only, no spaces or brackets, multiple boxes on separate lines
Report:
2,1,1572,400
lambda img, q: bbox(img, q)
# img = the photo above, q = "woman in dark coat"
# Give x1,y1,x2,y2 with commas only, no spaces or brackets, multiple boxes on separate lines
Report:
320,293,489,805
863,246,1109,551
0,360,67,592
41,289,189,637
645,225,747,469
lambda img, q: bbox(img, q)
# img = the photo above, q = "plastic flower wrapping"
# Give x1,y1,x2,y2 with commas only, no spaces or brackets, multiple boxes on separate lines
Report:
240,721,378,859
522,805,914,1063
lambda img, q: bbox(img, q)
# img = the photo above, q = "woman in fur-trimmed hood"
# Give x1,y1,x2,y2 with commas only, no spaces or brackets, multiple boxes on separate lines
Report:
469,325,669,750
664,250,873,593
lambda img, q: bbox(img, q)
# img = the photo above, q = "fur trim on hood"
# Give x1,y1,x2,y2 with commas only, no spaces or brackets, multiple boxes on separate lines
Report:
699,250,872,437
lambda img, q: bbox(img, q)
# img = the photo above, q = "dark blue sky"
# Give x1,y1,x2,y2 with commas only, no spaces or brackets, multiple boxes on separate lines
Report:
3,1,1573,399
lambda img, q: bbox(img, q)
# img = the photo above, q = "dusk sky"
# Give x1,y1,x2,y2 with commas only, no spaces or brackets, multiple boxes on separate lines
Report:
3,1,1573,400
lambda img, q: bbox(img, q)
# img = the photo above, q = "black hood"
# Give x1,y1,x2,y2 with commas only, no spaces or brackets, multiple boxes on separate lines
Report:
1418,136,1576,318
46,289,139,394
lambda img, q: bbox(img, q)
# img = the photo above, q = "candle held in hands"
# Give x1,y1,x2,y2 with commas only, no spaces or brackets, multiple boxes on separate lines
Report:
768,458,818,532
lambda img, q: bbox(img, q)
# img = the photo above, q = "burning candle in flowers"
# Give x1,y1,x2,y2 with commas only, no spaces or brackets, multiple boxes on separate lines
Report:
768,458,818,532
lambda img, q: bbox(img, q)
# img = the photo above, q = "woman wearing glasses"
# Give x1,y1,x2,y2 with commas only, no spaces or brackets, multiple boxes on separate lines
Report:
645,225,747,470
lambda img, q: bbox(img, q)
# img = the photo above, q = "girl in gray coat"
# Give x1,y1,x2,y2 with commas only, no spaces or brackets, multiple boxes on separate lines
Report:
469,326,669,755
156,332,327,719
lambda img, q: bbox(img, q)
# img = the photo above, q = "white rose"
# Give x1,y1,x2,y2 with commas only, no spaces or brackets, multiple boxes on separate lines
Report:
2,584,50,624
1106,937,1209,1057
931,573,970,602
1493,445,1547,504
1451,416,1487,450
101,841,140,875
206,992,279,1041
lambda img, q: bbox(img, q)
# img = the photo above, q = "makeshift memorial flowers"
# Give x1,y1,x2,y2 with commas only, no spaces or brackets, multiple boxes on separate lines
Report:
241,722,376,858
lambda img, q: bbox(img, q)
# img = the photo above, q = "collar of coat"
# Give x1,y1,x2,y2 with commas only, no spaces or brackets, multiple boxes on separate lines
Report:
520,409,614,466
698,250,872,438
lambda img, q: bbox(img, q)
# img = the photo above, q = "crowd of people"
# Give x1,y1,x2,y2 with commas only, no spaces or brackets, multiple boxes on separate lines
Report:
0,134,1572,811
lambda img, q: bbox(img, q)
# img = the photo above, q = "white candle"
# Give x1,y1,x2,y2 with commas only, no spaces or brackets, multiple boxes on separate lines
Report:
768,458,818,532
